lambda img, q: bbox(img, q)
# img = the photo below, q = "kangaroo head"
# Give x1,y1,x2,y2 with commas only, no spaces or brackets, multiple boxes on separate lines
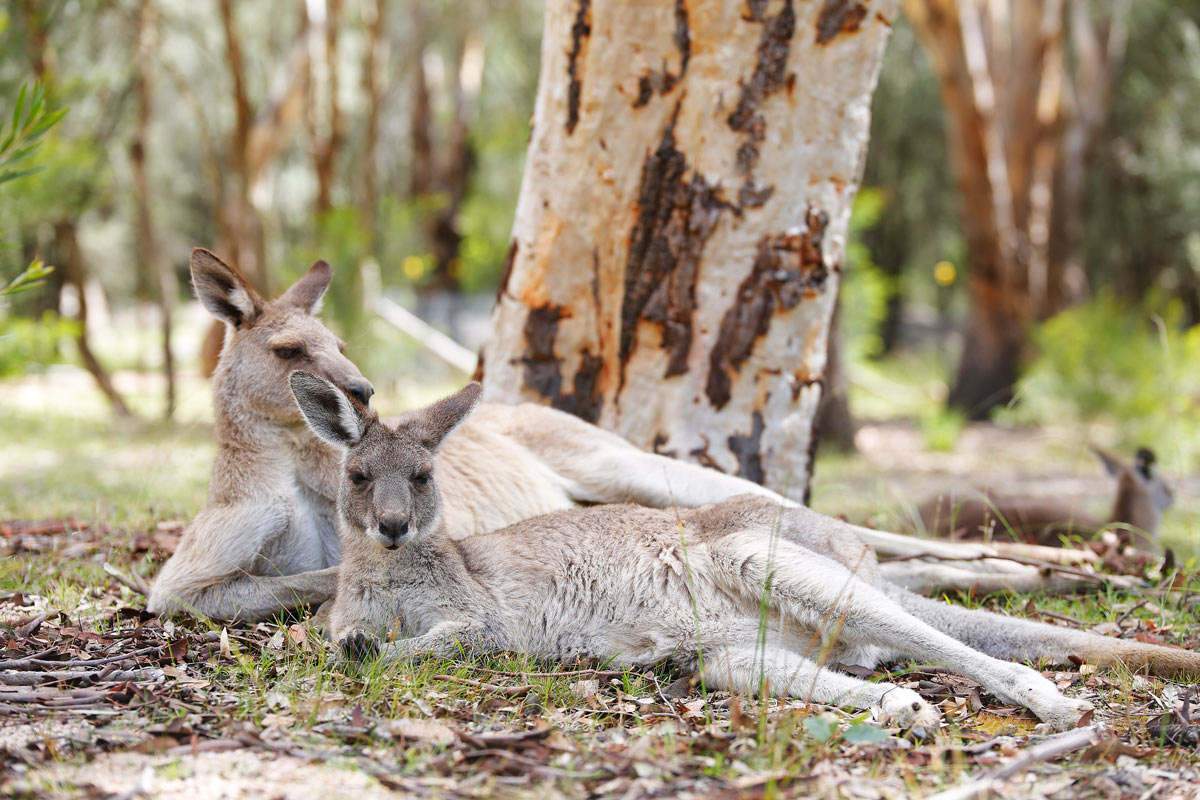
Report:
191,248,374,427
289,372,482,550
1093,445,1174,546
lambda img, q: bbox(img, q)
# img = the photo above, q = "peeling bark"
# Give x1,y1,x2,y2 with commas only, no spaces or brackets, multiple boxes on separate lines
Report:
566,0,591,133
817,0,868,44
481,0,896,500
707,212,830,409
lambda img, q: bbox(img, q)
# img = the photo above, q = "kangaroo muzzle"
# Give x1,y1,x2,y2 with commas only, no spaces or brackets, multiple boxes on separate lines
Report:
375,515,410,550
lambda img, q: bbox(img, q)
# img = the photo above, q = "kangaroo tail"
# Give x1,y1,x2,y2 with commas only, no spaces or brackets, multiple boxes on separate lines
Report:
884,582,1200,679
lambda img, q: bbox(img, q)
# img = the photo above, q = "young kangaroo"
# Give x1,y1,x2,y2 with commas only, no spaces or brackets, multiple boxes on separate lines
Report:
293,375,1200,732
918,447,1174,551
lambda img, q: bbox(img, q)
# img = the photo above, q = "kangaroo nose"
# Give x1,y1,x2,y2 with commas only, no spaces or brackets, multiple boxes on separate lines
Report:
378,516,409,547
347,381,374,406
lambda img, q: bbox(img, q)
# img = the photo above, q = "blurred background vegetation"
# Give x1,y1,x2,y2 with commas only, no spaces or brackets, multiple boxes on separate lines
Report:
1,0,1198,554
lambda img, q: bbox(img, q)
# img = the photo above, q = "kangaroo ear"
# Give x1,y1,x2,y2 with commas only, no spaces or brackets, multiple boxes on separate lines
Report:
403,382,482,452
290,371,366,448
191,248,264,328
1090,445,1126,479
278,260,332,314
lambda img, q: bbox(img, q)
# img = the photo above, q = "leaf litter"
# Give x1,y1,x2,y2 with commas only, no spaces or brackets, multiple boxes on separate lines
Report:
1,518,1199,798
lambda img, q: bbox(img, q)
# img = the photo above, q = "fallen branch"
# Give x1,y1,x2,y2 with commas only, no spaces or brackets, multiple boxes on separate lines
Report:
463,665,630,680
431,674,533,697
927,725,1104,800
0,668,163,686
0,646,162,671
878,562,1089,596
877,551,1143,597
851,525,1098,566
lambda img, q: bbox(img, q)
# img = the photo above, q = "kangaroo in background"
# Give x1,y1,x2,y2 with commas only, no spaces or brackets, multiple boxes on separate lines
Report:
292,374,1200,733
917,447,1174,552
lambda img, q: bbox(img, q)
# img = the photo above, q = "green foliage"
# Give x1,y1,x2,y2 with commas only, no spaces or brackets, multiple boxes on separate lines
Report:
802,714,836,743
0,258,52,298
0,311,77,378
918,405,967,453
0,82,67,185
999,294,1200,466
842,188,895,363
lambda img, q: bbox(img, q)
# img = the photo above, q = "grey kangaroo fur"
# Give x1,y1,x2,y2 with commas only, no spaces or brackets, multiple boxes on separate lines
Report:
151,249,848,621
151,251,1189,697
918,447,1174,552
293,376,1200,731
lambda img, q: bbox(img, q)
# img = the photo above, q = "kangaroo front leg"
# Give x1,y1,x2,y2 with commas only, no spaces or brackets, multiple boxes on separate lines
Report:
714,535,1094,730
153,567,340,624
701,645,940,730
343,621,487,663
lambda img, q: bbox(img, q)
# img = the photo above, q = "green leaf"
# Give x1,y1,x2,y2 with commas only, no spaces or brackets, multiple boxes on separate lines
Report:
28,107,67,139
803,715,837,743
0,166,45,185
843,723,889,746
10,83,26,134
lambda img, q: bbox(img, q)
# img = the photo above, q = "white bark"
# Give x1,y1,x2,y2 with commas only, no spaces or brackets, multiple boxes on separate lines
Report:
481,0,897,500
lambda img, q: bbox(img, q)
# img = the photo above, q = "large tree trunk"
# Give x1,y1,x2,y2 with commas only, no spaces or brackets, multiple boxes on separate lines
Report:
479,0,896,502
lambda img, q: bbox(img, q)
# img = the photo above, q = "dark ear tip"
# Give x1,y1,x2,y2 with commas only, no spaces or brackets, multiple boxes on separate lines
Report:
311,259,332,274
190,247,224,268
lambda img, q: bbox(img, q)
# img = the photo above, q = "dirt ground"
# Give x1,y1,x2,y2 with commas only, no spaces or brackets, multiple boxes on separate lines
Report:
1,374,1199,799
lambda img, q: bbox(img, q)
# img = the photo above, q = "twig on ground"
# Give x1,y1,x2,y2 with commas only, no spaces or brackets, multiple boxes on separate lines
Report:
463,665,629,680
1037,610,1088,627
881,551,1140,586
0,646,162,670
926,725,1104,800
103,561,151,597
1115,599,1149,626
0,668,164,686
431,674,533,697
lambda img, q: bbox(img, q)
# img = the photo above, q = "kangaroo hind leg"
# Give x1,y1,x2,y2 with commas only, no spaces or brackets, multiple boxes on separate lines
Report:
700,643,940,730
710,532,1094,731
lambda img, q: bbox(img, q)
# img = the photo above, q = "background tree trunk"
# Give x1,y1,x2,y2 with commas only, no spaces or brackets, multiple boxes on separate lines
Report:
906,0,1128,418
479,0,897,502
131,0,176,419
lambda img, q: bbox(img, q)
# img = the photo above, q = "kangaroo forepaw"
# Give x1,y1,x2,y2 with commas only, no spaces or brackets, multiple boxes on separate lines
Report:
339,630,380,662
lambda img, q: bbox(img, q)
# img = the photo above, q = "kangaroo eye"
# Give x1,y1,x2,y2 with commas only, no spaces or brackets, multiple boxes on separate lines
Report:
412,471,431,485
273,345,304,360
349,471,370,486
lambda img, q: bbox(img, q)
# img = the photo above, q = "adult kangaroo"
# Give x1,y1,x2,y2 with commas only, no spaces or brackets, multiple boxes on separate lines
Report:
151,250,801,621
292,375,1200,732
